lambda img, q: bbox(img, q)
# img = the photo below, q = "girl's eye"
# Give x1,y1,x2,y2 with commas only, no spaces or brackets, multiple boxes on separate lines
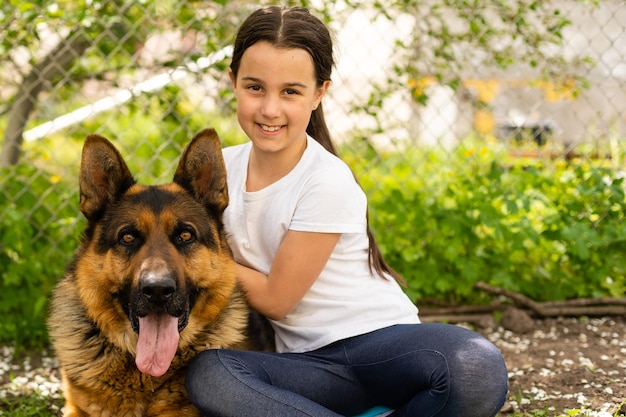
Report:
284,89,299,95
247,85,262,92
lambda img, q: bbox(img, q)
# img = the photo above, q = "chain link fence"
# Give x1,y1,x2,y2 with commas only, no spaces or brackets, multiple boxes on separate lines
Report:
0,0,625,342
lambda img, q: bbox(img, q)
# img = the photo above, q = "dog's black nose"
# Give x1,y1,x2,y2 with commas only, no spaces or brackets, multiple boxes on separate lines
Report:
141,275,176,301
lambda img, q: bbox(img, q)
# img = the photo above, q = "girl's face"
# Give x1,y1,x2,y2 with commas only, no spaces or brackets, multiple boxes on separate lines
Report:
230,41,329,156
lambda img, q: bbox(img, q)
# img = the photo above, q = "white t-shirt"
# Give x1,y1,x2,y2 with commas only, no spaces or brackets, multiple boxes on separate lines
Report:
222,135,420,353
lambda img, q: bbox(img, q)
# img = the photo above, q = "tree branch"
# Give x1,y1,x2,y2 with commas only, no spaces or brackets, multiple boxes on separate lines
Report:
0,30,90,167
418,282,626,327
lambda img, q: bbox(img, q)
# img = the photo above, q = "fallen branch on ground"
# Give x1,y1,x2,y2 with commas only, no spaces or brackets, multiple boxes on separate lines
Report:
418,282,626,326
474,282,626,317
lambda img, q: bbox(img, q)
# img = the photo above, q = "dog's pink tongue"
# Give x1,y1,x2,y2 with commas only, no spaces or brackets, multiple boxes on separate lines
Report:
136,314,179,377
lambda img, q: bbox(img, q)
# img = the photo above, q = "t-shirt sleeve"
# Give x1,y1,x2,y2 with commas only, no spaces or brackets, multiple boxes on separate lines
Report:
289,165,367,234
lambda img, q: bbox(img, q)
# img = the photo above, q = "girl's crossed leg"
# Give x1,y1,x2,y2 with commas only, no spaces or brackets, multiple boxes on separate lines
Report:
185,323,508,417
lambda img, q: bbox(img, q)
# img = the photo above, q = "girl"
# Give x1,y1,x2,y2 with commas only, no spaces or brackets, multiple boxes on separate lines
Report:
186,6,508,417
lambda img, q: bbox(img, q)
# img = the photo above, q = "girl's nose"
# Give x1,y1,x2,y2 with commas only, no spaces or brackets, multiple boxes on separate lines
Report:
260,95,281,118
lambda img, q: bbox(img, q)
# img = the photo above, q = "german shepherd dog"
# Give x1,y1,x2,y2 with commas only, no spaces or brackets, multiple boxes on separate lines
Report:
48,128,271,417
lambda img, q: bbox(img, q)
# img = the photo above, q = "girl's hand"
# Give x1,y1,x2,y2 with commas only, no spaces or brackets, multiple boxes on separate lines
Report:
236,230,340,320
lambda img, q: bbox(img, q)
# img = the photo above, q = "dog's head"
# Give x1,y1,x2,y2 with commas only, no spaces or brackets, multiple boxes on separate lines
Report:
75,128,239,377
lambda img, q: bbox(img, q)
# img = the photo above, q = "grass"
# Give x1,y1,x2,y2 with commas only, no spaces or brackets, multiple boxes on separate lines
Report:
501,387,626,417
1,394,624,417
0,394,62,416
502,411,626,417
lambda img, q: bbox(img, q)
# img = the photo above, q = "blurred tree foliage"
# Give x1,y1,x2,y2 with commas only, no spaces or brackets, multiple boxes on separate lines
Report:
0,0,594,165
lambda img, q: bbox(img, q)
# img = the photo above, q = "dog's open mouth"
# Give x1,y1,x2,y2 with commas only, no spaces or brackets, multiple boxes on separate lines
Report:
135,313,180,377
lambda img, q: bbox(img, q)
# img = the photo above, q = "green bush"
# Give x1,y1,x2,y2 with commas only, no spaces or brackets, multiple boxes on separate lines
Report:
0,165,81,349
351,141,626,304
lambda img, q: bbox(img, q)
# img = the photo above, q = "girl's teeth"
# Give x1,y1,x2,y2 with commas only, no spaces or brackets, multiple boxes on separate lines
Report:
261,125,281,132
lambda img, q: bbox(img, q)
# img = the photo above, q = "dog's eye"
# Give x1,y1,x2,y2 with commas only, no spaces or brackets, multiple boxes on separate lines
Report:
120,232,137,246
178,230,195,244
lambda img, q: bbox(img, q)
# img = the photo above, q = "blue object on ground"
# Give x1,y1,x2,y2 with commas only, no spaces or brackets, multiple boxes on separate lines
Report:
352,405,393,417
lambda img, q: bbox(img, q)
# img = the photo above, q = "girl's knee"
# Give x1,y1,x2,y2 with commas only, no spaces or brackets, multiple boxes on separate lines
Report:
452,336,508,416
467,336,507,380
458,335,507,385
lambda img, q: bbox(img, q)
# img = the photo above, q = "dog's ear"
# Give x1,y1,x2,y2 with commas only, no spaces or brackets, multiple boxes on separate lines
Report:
174,128,228,214
79,135,135,221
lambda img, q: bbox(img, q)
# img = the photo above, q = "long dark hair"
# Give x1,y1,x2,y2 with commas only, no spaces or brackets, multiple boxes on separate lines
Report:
230,6,405,286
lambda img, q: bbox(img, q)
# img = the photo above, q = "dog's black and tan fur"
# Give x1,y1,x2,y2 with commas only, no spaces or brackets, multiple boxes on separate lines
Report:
48,129,270,417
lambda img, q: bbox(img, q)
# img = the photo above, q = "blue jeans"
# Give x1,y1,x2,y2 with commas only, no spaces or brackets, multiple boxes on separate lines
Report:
186,323,508,417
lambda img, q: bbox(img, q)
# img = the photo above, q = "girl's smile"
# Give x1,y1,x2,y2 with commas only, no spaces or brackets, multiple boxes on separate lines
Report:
260,124,283,133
